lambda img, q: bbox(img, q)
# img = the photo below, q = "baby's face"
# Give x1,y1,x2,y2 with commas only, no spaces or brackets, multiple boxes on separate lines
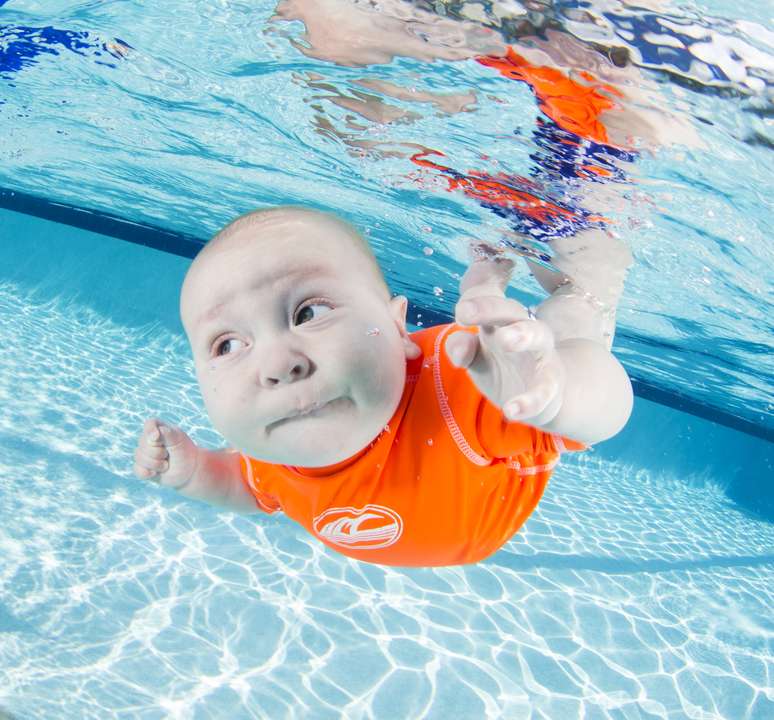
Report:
181,213,414,467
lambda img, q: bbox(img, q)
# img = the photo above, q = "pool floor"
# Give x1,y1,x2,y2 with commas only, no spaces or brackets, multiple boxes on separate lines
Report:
0,272,772,720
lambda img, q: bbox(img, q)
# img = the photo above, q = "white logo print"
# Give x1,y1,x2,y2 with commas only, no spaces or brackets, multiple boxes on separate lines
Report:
313,504,403,550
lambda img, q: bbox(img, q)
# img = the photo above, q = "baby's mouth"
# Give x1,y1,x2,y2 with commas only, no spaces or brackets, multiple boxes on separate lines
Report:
267,397,351,432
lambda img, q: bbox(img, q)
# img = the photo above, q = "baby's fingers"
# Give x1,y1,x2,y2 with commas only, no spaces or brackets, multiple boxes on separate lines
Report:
445,330,480,368
134,419,169,481
456,295,528,328
459,253,515,296
496,319,554,355
504,373,562,422
136,440,168,462
141,418,164,447
133,446,169,481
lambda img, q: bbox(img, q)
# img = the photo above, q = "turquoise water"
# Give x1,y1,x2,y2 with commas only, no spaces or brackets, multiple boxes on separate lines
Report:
1,0,773,718
0,0,771,432
0,208,771,719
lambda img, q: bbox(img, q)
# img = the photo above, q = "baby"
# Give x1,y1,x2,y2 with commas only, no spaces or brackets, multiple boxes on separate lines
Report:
133,207,632,566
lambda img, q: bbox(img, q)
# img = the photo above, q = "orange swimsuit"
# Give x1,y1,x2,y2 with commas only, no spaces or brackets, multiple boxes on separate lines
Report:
407,49,627,244
240,324,584,567
477,47,624,146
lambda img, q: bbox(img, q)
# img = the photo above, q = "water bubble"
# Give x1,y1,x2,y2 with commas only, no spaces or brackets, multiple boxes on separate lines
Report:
423,247,434,256
422,226,433,233
433,287,443,297
426,438,433,446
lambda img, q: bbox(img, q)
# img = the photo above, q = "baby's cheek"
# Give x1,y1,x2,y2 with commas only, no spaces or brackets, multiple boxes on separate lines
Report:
197,373,233,424
196,375,218,404
361,332,406,398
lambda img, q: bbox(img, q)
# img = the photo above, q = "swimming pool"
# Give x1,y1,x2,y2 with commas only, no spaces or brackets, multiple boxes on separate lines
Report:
1,1,772,718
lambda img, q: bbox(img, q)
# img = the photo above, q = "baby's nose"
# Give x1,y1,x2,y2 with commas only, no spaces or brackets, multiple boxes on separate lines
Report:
259,350,311,387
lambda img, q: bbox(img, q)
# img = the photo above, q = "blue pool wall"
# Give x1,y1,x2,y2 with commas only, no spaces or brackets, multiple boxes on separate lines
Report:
2,202,771,522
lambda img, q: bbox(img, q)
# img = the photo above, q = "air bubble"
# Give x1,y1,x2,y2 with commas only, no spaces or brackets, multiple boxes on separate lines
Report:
433,287,443,297
423,247,434,256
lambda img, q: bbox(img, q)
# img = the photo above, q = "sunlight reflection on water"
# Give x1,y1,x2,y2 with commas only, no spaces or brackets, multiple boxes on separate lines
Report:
0,285,771,719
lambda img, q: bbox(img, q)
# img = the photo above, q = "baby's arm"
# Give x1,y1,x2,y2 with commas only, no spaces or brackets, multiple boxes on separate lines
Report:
446,254,632,445
133,420,258,513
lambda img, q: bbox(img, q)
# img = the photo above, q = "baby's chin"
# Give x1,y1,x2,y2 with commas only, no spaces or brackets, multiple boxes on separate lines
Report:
248,436,372,469
243,410,387,468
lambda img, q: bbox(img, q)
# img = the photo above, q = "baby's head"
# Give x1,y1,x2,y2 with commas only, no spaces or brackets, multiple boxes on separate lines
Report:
181,207,420,467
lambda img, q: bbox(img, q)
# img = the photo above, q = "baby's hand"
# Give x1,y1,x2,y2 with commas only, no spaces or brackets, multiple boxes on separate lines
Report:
133,419,199,490
446,250,565,425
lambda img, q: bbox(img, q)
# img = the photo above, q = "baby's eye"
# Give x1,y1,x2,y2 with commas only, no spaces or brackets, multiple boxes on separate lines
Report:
214,337,246,357
294,300,333,326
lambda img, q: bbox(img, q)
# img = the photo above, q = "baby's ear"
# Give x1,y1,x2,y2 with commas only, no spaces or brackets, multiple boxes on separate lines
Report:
389,296,421,359
388,295,408,326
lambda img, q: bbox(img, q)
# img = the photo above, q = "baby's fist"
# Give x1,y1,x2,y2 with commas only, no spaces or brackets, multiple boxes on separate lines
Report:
133,419,198,490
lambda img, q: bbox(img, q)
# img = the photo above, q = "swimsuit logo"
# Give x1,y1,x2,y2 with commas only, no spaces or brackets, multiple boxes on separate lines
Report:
313,504,403,550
